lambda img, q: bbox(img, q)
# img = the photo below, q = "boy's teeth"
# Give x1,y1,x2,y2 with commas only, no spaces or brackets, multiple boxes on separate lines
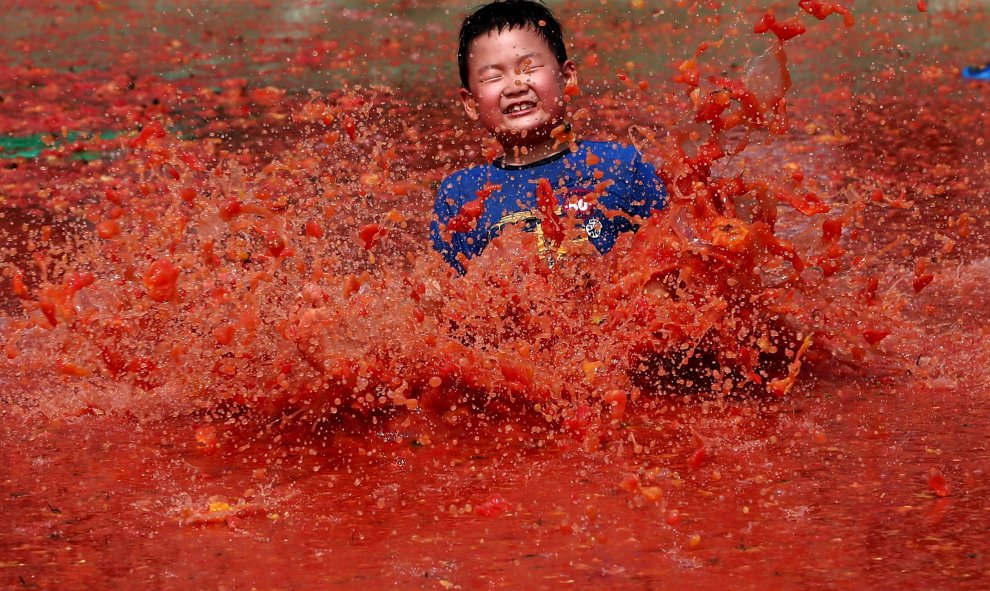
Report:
505,102,534,113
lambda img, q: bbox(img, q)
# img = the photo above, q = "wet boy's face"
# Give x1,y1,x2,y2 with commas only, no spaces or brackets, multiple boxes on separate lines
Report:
460,26,576,153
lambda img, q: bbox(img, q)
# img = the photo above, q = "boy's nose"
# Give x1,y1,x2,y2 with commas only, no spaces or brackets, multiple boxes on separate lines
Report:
503,75,530,95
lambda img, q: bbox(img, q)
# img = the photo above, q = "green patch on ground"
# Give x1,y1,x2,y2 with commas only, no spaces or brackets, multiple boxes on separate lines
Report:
0,131,122,161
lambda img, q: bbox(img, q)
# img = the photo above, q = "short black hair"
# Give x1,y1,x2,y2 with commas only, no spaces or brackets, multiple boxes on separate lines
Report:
457,0,568,89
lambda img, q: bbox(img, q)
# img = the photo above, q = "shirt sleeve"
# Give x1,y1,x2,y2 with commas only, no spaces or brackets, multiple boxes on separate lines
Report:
430,180,468,274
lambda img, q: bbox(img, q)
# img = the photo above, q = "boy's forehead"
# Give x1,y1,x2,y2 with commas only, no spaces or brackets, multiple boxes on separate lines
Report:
469,26,553,60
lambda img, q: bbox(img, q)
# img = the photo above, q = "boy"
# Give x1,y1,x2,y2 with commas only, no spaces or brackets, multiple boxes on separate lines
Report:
431,0,667,274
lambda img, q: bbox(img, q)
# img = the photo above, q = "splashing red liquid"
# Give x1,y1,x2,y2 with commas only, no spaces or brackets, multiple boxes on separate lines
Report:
2,2,989,588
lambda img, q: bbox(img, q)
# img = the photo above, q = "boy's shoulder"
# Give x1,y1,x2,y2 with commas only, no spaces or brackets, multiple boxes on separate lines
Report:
577,141,647,172
437,141,643,189
580,140,641,159
437,161,495,188
433,141,659,218
434,162,498,208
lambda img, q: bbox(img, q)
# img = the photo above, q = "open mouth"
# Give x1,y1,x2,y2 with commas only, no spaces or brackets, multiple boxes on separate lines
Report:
503,101,537,115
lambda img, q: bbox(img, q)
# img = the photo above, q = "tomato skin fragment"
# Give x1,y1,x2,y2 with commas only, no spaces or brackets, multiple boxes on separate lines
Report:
63,272,95,296
38,299,58,328
214,325,235,346
928,468,949,497
142,259,180,302
201,240,220,267
754,11,776,34
913,274,935,293
342,274,360,298
447,183,500,234
912,258,935,293
264,229,286,257
754,11,807,41
798,0,856,26
695,90,732,124
781,191,829,216
446,199,485,233
100,346,127,377
859,276,880,306
11,268,28,298
498,356,534,390
105,187,123,205
129,121,166,148
535,178,565,248
710,216,750,250
862,328,890,345
57,361,91,377
218,197,241,220
673,58,700,88
304,219,324,238
767,375,795,398
96,219,121,239
357,223,387,249
772,18,806,41
821,217,843,244
475,494,509,517
343,116,357,141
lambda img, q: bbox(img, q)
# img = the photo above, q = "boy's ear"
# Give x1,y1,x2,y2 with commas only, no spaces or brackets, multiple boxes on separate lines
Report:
459,87,480,121
562,59,578,89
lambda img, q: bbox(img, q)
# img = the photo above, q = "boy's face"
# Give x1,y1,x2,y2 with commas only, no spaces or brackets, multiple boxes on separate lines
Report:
460,26,576,151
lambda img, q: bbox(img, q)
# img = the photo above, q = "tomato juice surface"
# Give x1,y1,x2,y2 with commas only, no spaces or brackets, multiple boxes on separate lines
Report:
1,1,989,589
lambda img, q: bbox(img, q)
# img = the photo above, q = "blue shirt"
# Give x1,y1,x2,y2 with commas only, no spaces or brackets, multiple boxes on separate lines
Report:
430,141,666,274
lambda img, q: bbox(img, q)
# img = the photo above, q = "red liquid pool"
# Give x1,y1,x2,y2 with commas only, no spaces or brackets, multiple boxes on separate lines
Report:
2,1,989,589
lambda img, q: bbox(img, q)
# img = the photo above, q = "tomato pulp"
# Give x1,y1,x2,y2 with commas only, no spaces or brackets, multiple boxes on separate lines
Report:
1,2,989,589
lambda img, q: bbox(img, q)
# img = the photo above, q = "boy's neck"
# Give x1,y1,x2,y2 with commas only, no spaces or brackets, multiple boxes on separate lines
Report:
500,136,578,167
